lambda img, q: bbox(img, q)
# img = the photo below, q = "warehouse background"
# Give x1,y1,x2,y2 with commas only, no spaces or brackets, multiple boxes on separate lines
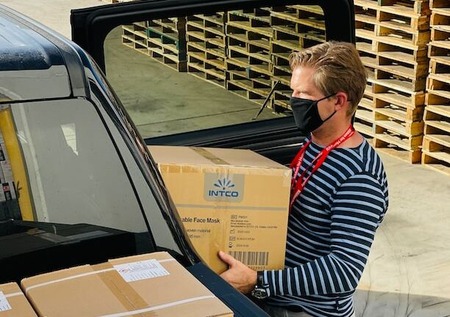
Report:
108,0,450,176
2,0,450,316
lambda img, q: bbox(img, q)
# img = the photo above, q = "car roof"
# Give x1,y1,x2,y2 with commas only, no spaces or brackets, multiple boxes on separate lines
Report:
0,14,64,71
0,5,90,100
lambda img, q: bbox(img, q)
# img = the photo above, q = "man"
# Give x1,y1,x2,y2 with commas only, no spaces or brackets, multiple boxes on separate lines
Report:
219,41,389,317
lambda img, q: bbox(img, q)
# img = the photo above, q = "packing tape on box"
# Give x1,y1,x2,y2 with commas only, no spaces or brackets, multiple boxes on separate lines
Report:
23,258,175,293
0,290,22,312
3,291,23,298
191,147,230,165
23,266,113,294
94,262,150,314
99,295,217,317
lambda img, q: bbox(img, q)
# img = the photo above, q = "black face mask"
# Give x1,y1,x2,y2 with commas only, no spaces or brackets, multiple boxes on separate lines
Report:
290,94,336,134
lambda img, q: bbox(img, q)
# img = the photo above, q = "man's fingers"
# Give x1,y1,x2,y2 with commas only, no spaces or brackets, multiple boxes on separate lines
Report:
218,250,235,267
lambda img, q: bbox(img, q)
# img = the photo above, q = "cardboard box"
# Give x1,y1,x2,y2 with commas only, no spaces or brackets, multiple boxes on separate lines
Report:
148,146,291,273
21,252,233,317
0,282,37,317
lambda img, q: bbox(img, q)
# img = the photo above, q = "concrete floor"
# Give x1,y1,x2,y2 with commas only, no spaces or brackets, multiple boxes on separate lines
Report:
104,27,280,137
3,1,450,316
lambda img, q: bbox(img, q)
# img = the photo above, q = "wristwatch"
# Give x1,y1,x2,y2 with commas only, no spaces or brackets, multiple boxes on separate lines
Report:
251,271,269,300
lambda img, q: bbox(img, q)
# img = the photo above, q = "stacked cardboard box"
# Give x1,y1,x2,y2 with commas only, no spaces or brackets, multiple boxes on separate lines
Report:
21,252,233,317
0,282,37,317
149,146,291,273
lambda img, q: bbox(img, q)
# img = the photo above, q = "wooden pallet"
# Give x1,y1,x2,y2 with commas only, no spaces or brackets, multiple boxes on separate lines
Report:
374,141,422,163
226,55,272,106
227,9,272,33
430,0,449,10
186,26,225,48
186,14,226,87
422,136,450,176
355,0,430,16
423,105,450,137
361,82,423,164
364,69,426,110
226,11,273,80
355,0,431,131
272,89,291,113
422,78,450,174
271,5,325,34
187,50,226,87
422,106,450,175
226,79,270,106
355,5,377,49
353,68,426,162
122,24,148,54
121,21,188,72
147,47,187,72
227,47,272,76
187,14,225,39
121,17,188,72
355,96,376,138
355,0,431,61
272,64,291,85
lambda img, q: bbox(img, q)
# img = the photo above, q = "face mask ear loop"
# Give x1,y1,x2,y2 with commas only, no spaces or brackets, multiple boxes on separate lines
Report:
317,93,337,123
322,110,336,123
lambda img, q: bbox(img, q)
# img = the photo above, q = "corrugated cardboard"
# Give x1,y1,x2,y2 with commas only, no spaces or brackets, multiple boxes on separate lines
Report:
21,252,233,317
148,146,291,273
0,282,37,317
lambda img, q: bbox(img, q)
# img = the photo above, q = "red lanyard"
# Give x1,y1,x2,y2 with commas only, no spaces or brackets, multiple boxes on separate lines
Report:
289,125,355,208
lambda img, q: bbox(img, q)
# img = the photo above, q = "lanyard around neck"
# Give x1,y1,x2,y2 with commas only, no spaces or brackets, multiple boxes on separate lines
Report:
289,125,355,208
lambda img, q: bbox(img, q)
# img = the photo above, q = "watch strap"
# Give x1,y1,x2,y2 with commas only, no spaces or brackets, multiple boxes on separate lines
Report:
256,271,265,287
251,271,269,299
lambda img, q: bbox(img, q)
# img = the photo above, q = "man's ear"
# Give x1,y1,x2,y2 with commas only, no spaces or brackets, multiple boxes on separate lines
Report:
334,92,349,110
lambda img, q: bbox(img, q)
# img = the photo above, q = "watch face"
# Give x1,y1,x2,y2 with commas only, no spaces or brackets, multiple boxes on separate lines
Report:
252,288,268,299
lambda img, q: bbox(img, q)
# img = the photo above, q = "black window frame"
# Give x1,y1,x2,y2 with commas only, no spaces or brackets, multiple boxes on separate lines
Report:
71,0,355,72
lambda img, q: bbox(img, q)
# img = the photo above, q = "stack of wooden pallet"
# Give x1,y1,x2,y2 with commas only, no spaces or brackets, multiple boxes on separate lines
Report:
121,6,325,108
122,18,187,72
354,0,431,164
186,14,227,87
225,8,273,105
269,5,326,111
423,0,450,175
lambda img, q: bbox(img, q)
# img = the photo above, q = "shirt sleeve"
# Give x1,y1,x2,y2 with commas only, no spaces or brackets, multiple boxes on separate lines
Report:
264,172,388,297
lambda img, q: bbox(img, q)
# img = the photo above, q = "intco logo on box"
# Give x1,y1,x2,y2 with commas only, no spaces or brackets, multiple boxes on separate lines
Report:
204,174,244,202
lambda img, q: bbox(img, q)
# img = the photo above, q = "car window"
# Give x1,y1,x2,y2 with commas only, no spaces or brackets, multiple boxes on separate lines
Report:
8,99,149,231
103,5,326,139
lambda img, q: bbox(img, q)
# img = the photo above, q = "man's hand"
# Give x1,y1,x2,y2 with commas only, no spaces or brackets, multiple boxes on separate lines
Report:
218,251,257,294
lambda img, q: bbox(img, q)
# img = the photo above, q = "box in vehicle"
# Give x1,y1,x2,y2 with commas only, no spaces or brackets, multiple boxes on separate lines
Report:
0,221,136,284
0,282,37,317
21,252,233,317
148,146,291,273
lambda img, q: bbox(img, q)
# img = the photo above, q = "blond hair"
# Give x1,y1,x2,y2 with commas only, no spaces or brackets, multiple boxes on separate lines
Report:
289,41,367,115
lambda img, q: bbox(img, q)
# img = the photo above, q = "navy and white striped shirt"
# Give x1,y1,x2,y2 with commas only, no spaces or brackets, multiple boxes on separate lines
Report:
263,137,389,317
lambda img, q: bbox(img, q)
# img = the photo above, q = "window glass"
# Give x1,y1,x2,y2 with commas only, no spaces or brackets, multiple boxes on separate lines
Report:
10,99,149,234
103,6,326,139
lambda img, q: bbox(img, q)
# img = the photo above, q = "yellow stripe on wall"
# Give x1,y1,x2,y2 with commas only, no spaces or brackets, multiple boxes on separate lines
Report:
0,107,34,220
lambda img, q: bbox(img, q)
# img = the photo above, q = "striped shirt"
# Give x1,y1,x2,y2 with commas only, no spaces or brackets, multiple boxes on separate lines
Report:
263,137,389,317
